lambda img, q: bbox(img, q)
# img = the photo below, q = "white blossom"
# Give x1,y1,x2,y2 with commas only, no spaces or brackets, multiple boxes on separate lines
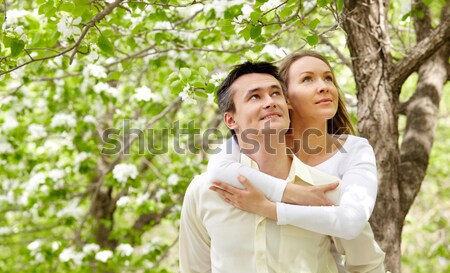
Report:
261,0,283,12
167,174,179,186
28,124,47,140
27,240,42,252
179,84,197,105
52,241,61,251
48,169,65,182
56,200,84,219
0,227,11,235
83,115,97,124
136,192,149,205
210,72,227,87
112,163,138,184
0,140,14,154
241,4,254,16
74,152,90,165
34,253,45,263
51,113,77,128
207,93,215,104
1,115,19,132
82,243,100,254
261,44,289,59
116,244,134,256
134,86,151,101
154,21,172,30
93,82,119,97
116,196,131,207
95,250,113,263
57,14,81,39
59,247,85,265
83,64,107,79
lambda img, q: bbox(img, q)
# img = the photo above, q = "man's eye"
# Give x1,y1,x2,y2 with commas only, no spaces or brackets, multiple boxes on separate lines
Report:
250,95,259,100
272,91,281,96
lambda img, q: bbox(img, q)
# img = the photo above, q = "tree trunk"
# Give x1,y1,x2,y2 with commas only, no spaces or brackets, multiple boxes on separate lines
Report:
342,1,450,272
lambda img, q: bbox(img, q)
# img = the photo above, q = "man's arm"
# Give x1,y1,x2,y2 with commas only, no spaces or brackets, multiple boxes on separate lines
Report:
332,223,386,273
179,176,211,273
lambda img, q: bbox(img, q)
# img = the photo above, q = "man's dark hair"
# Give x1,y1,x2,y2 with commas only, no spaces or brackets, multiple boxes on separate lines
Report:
216,61,287,116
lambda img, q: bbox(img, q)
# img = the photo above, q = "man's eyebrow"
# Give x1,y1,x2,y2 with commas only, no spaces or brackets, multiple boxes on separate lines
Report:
245,85,281,96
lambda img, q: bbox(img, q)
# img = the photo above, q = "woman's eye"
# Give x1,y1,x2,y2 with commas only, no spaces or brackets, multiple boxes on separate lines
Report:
250,94,259,100
272,91,281,97
325,76,333,82
301,77,312,83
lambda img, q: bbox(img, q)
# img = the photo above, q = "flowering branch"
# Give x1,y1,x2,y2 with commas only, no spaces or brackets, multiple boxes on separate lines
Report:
69,0,124,64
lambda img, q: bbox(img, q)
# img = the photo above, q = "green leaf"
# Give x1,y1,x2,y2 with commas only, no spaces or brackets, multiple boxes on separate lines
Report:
239,25,251,41
309,18,320,30
167,72,179,81
250,25,262,39
10,38,25,57
195,91,208,98
180,68,191,79
36,0,46,4
205,83,216,93
336,0,344,12
97,35,115,55
306,34,319,46
199,67,208,77
422,0,433,6
60,2,75,12
25,15,40,29
250,11,261,22
192,81,205,88
401,11,411,21
317,0,328,7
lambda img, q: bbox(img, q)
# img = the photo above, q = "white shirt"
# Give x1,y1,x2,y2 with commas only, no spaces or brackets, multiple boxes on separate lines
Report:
207,135,385,272
179,154,339,273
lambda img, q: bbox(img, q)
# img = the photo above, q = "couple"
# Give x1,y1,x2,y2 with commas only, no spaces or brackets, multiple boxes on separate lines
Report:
179,51,385,273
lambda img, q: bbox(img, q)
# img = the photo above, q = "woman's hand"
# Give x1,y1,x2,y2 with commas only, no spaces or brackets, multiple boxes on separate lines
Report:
209,175,277,220
282,182,339,206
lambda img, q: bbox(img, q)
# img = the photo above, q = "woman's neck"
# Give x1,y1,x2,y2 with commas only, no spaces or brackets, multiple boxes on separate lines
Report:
290,116,339,166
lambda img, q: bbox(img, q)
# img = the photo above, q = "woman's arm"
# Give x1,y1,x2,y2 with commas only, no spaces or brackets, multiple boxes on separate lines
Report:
277,140,378,240
211,139,377,240
207,137,287,202
208,137,336,204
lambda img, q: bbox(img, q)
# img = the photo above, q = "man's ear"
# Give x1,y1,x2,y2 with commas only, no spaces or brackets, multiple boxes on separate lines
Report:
224,112,238,130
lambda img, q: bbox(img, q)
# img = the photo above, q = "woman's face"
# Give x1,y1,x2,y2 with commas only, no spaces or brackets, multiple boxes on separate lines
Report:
286,56,339,123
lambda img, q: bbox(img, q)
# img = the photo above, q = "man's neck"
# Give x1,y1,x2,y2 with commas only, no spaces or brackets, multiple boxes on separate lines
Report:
238,134,291,179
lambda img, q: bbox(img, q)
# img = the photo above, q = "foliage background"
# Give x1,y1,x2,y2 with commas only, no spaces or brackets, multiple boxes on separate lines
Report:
0,0,448,272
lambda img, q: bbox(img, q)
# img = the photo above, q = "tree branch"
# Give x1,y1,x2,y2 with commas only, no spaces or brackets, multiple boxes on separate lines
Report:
319,33,353,72
389,16,450,90
69,0,124,64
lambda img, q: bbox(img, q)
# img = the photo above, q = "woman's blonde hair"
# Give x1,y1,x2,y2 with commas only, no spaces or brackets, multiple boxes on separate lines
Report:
279,51,356,135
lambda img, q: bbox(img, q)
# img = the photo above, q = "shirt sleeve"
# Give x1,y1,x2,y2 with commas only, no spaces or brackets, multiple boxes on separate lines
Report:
179,177,211,273
207,137,288,202
332,223,386,272
277,138,378,240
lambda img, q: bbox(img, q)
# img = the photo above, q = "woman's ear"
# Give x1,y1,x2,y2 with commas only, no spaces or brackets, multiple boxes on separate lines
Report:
224,112,237,130
286,98,293,110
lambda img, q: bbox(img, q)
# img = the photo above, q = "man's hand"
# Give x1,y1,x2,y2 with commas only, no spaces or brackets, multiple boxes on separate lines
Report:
209,175,277,220
282,182,339,206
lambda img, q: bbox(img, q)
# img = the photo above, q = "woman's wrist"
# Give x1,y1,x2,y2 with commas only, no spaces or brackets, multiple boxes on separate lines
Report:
259,200,277,221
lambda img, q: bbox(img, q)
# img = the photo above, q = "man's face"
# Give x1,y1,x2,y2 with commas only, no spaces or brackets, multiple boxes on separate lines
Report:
224,73,290,136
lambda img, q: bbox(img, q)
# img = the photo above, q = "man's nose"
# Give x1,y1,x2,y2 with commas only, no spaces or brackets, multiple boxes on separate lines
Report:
263,95,277,109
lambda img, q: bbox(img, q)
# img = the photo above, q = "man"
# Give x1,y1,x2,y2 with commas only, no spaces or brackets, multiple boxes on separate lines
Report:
179,62,342,272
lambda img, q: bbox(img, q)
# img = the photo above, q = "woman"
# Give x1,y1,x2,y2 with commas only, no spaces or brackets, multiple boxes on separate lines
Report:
208,51,385,272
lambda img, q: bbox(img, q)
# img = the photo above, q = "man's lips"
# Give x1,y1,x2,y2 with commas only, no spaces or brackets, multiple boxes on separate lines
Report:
260,113,282,120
